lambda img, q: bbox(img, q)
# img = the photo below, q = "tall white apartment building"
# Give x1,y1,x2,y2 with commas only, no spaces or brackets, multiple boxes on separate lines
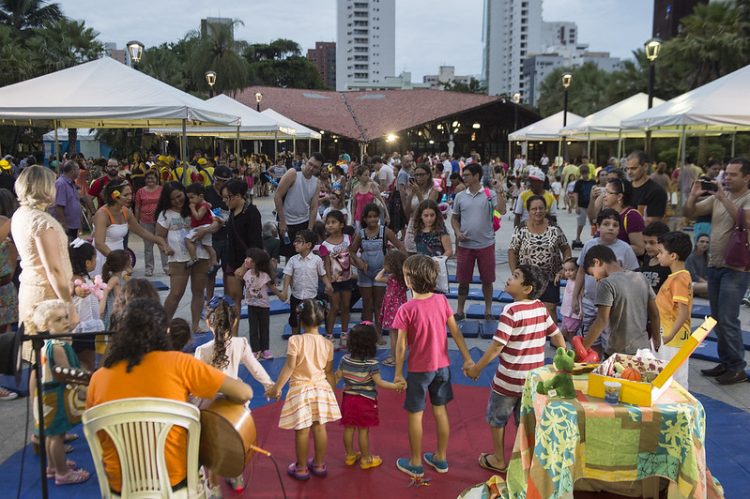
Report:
336,0,396,91
482,0,543,98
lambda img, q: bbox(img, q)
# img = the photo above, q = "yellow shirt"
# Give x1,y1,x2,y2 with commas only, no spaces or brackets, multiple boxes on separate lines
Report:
655,269,693,348
519,189,556,214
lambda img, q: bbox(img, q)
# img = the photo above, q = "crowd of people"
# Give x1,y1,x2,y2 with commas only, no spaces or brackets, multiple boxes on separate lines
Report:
0,146,748,493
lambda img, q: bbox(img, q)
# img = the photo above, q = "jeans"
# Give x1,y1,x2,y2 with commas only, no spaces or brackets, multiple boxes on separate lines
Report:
707,266,750,372
141,223,168,274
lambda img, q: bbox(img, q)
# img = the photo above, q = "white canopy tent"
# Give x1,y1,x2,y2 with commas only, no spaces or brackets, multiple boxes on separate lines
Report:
560,93,666,157
508,110,583,163
0,57,240,162
151,94,296,157
621,63,750,165
261,108,322,153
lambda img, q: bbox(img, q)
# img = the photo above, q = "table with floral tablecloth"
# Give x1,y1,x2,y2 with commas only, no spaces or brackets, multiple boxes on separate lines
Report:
495,365,724,499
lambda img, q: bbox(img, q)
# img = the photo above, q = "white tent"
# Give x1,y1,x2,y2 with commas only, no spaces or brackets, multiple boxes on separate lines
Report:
508,110,583,141
262,108,321,153
561,93,666,139
0,57,239,128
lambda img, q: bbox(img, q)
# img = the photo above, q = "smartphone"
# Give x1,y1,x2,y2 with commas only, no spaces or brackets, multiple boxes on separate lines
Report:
282,231,291,245
700,180,718,192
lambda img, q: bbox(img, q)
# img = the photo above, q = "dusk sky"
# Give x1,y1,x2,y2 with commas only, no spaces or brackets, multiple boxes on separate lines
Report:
63,0,652,80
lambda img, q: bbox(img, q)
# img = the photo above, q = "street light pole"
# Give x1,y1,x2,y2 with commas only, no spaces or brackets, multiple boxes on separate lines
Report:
561,72,572,160
644,38,661,154
255,92,263,112
512,92,521,132
126,40,144,68
205,70,217,98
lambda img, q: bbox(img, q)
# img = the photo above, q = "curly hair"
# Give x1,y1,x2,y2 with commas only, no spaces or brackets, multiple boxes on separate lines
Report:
383,249,407,287
206,297,237,370
109,279,160,332
25,299,67,335
411,199,446,235
104,299,170,372
347,323,377,360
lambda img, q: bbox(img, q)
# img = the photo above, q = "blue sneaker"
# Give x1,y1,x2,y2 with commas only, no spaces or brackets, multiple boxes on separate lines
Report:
423,452,448,473
396,457,424,477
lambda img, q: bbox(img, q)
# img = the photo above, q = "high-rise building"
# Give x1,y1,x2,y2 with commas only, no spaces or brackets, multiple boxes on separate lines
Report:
422,66,474,90
652,0,707,40
541,21,577,49
335,0,396,91
103,42,126,65
307,42,337,90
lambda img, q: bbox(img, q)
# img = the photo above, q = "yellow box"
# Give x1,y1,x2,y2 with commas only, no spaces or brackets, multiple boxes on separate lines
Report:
587,317,716,406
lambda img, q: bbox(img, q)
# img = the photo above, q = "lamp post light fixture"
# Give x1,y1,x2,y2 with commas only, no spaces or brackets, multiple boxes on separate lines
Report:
644,38,661,109
472,122,481,129
511,91,521,131
561,73,573,160
205,70,217,97
126,40,144,66
255,92,263,112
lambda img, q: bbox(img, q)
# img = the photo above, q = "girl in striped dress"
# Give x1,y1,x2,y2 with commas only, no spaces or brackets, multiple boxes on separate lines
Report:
266,299,341,481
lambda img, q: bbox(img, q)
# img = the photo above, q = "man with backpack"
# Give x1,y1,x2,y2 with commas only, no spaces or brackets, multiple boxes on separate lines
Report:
451,163,506,321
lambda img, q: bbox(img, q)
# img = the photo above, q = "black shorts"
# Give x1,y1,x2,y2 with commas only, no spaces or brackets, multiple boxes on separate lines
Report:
539,278,561,305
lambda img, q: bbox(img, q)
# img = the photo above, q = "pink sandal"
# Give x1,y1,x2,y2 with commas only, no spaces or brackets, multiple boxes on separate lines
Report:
55,468,90,485
46,460,77,478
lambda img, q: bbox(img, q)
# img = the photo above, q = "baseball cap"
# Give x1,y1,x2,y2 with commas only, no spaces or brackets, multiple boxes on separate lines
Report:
0,159,10,170
527,166,545,182
197,157,208,166
214,165,232,180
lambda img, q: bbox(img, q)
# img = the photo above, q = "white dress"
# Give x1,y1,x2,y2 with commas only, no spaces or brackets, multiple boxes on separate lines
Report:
93,206,129,277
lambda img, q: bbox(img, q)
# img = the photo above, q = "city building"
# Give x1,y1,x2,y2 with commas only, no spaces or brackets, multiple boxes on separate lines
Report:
103,42,126,65
347,71,430,91
522,45,621,106
482,0,544,98
422,66,474,90
201,17,234,39
307,42,337,90
652,0,707,40
335,0,396,91
541,21,577,49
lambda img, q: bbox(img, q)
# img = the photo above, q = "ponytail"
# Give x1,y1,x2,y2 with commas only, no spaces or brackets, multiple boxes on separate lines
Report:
102,249,129,282
206,296,237,370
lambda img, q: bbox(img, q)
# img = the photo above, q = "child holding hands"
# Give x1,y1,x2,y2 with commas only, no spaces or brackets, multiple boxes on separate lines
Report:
392,255,474,478
266,299,341,481
466,264,566,473
335,323,405,470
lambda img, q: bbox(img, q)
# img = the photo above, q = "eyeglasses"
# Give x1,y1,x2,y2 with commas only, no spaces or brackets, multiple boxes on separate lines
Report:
221,193,239,201
413,172,429,177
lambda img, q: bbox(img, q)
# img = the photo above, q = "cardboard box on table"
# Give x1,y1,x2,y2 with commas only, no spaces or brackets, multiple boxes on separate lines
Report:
588,317,716,406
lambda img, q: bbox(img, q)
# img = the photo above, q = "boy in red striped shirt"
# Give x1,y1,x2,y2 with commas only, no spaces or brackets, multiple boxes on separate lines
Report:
466,264,565,473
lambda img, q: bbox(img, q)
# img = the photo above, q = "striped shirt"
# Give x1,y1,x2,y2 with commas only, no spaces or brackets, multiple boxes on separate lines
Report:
340,355,380,400
492,299,561,397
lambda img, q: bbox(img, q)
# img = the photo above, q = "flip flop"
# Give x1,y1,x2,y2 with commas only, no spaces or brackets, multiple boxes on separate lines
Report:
55,468,90,485
46,460,77,478
478,453,507,473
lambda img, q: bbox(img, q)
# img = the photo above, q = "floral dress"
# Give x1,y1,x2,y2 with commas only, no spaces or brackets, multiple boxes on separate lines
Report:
414,229,447,256
379,275,408,330
0,239,18,327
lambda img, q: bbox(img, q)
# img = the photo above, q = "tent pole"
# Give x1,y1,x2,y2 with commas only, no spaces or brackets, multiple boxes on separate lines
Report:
180,119,187,165
54,123,60,170
308,138,311,155
616,130,622,159
274,132,278,158
293,138,297,155
731,130,737,157
236,126,240,159
586,134,591,158
318,137,322,153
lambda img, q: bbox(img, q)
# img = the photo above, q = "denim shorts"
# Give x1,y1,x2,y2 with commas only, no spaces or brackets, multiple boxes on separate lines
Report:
485,391,520,428
357,269,386,288
404,367,453,413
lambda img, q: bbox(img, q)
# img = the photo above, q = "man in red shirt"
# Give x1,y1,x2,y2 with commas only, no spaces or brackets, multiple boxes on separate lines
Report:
88,158,121,207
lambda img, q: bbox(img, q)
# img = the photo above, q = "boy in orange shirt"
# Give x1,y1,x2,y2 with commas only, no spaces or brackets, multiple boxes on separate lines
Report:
655,231,693,389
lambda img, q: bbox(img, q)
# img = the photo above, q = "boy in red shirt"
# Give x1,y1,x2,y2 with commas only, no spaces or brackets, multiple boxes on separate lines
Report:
466,264,566,473
185,183,217,268
392,255,474,478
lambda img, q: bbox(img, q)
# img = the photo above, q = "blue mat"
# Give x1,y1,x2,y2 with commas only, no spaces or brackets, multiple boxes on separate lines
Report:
466,303,505,320
149,280,169,291
457,320,480,339
239,300,290,318
705,329,750,351
445,288,499,300
448,274,482,284
352,298,363,312
2,347,750,498
691,341,721,362
495,291,513,303
692,304,712,319
479,320,499,339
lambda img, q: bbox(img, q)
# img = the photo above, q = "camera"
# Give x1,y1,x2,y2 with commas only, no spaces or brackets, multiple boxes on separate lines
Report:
699,178,717,192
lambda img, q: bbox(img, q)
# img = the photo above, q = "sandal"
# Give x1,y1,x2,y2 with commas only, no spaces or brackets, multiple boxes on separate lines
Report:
307,458,327,477
382,356,395,367
360,455,382,470
64,433,79,443
47,460,77,478
453,313,466,322
478,453,507,473
55,468,90,485
344,452,361,466
286,462,310,481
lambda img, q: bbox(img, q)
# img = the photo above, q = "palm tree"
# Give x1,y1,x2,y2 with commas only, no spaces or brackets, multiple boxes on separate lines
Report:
190,19,249,96
0,0,62,33
536,64,614,117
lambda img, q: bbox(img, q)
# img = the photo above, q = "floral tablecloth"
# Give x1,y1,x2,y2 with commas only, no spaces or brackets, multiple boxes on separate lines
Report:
495,366,724,499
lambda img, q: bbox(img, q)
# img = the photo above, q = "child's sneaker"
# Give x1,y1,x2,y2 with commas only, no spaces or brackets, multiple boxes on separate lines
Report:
360,455,382,470
262,350,273,360
396,457,424,478
423,452,449,473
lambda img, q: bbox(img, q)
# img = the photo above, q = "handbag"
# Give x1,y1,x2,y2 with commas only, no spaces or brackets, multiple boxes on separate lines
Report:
432,255,449,294
725,207,750,270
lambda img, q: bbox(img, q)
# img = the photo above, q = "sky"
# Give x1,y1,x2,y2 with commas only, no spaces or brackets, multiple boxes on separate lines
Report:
62,0,652,81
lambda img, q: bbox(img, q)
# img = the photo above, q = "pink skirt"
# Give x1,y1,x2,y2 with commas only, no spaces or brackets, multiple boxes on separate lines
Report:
340,393,379,428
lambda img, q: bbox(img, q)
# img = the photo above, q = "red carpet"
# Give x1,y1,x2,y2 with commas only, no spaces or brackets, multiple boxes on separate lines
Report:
226,385,512,499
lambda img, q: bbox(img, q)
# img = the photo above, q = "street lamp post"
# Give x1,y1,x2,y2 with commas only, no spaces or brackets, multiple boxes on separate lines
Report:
205,70,217,98
561,73,572,160
512,92,521,132
255,92,263,112
126,40,144,67
644,38,661,155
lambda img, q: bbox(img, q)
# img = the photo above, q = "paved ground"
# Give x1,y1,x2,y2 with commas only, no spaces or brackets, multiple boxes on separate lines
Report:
1,194,748,464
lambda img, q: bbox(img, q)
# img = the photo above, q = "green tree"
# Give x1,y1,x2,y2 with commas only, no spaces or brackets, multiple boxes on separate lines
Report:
442,77,486,93
27,18,102,73
536,63,615,117
0,0,62,33
139,36,202,93
244,39,324,89
190,19,250,95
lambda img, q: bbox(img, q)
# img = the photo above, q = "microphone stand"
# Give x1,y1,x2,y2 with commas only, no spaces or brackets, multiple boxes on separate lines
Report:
19,328,113,499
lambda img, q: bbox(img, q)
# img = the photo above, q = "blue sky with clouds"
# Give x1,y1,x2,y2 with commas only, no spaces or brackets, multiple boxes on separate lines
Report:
62,0,652,80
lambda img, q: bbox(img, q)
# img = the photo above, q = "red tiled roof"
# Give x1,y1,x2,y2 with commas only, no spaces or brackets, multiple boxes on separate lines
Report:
234,86,501,142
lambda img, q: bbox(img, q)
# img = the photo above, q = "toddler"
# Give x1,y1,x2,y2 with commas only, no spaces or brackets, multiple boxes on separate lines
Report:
319,210,354,345
185,183,217,268
375,249,408,366
69,239,104,370
559,257,581,340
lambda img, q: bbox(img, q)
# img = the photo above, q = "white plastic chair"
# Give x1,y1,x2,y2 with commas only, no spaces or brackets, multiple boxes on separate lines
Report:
82,397,206,499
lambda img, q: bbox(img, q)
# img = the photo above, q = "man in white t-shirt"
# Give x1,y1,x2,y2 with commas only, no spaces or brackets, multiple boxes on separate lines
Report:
375,156,394,193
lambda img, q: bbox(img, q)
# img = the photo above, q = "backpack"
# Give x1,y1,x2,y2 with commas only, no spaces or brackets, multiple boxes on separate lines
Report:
483,188,502,232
